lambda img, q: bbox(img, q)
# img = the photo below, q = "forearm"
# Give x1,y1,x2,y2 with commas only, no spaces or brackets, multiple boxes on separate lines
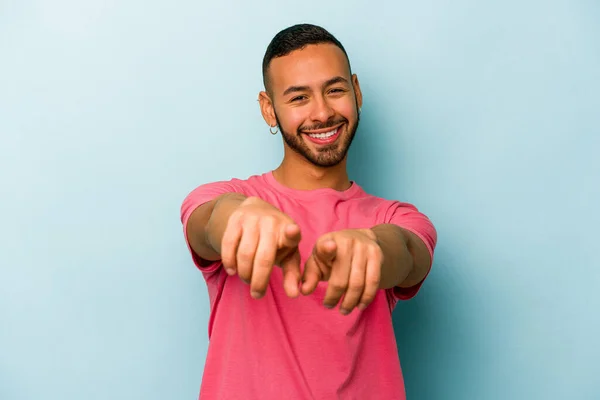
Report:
371,224,428,289
204,193,248,256
186,193,247,261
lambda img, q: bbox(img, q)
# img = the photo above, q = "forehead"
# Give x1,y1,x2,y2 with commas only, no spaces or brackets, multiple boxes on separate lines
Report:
268,44,351,93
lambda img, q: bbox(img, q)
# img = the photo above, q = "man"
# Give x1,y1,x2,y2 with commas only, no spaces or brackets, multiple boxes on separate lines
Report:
180,23,437,400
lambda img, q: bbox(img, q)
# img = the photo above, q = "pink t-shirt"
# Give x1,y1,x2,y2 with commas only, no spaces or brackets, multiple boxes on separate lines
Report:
180,171,437,400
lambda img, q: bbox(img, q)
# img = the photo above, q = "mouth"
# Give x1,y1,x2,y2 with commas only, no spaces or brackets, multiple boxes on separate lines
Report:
302,124,343,145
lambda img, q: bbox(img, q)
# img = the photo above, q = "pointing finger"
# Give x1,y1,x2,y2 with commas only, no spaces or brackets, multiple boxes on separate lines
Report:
236,218,260,284
358,247,382,310
340,245,367,315
323,240,351,309
250,220,278,299
220,212,243,275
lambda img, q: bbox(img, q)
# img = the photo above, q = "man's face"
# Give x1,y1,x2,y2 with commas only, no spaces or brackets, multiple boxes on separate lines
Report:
261,44,362,167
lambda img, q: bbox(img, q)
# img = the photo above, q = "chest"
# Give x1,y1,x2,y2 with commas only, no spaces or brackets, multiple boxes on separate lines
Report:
277,199,383,260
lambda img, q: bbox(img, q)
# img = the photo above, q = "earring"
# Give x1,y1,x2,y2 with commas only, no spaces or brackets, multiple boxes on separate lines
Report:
270,125,279,135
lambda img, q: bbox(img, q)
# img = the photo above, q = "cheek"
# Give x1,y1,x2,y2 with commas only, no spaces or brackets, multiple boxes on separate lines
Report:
333,100,357,121
280,109,308,132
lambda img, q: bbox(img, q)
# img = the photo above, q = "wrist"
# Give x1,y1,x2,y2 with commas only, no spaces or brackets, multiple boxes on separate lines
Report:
362,226,380,244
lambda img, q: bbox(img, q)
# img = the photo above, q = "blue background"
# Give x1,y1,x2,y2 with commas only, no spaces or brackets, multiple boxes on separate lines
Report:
1,1,598,399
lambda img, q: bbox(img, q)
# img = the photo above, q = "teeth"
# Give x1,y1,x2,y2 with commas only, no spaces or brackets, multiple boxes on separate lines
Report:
308,128,337,139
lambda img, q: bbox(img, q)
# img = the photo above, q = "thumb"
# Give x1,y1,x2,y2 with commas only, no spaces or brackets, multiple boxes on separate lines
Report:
279,223,301,249
301,253,322,295
280,250,301,298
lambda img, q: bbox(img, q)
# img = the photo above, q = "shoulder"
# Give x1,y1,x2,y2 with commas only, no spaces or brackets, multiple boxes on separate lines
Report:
345,187,415,220
351,188,436,237
183,172,269,199
375,196,437,255
183,176,248,202
180,173,269,223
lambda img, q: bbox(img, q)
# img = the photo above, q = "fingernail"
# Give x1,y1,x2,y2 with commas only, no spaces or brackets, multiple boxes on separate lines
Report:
358,303,366,311
225,268,235,276
324,303,334,309
340,308,350,315
251,291,262,299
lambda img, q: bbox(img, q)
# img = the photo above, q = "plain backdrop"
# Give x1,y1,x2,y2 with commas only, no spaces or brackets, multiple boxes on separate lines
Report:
1,1,599,399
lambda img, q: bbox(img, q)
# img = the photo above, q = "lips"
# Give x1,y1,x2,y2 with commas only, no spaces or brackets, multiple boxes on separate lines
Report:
302,124,343,145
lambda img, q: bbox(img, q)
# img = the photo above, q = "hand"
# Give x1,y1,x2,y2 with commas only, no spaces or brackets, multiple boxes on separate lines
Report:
301,229,383,315
220,196,302,299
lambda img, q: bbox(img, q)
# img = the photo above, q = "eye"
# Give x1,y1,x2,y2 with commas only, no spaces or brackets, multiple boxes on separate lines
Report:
291,95,307,102
329,88,346,94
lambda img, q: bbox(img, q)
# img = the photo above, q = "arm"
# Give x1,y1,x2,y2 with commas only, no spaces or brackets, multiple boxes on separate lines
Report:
185,193,303,298
301,223,433,314
185,193,247,261
371,223,432,290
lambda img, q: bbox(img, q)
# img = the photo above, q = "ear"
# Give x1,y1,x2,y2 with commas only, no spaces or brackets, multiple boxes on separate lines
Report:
258,91,277,127
351,74,363,110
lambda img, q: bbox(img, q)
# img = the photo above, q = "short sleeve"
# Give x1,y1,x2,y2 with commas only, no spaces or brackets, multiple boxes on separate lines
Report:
383,201,437,304
180,180,247,273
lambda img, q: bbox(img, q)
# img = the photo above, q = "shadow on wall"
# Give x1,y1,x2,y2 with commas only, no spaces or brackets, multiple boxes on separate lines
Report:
348,95,487,400
393,248,477,400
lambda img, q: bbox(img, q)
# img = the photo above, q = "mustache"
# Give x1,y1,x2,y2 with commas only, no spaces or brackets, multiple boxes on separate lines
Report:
298,118,347,132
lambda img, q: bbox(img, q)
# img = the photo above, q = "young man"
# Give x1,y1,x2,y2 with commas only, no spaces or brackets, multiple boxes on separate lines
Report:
181,24,437,400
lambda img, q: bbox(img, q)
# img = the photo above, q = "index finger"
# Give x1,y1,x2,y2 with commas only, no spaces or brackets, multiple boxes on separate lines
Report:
249,220,278,299
220,212,243,274
323,241,351,309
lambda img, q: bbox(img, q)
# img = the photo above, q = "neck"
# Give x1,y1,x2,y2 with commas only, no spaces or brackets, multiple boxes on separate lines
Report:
273,153,351,192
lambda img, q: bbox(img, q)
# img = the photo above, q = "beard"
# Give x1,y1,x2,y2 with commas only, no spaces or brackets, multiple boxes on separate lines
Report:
275,107,360,168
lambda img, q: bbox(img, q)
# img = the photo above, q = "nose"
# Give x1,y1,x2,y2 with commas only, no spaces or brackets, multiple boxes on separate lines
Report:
309,95,335,124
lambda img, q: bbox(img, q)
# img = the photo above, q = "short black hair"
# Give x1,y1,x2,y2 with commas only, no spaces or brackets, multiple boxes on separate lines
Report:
262,24,351,92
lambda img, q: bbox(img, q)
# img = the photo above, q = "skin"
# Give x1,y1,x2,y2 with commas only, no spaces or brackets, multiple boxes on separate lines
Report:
186,43,431,315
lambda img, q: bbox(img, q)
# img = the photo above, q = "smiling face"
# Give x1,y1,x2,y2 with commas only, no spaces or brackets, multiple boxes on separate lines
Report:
260,43,363,168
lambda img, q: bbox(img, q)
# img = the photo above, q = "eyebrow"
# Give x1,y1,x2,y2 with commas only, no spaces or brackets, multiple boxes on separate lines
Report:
282,76,350,96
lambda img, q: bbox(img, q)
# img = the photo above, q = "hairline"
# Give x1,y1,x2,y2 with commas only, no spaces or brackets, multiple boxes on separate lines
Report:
263,43,353,97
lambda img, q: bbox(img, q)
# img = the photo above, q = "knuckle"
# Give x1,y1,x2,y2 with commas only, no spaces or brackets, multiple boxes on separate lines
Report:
221,235,236,247
339,238,352,250
354,246,366,259
243,214,259,226
241,196,259,207
229,209,244,222
348,281,365,293
330,281,348,292
261,215,277,227
370,243,383,258
347,287,364,297
361,294,375,305
237,249,254,263
255,257,273,269
366,275,381,287
247,196,264,204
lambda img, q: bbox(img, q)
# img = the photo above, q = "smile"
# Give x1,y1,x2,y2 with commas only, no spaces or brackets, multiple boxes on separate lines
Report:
302,125,343,145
